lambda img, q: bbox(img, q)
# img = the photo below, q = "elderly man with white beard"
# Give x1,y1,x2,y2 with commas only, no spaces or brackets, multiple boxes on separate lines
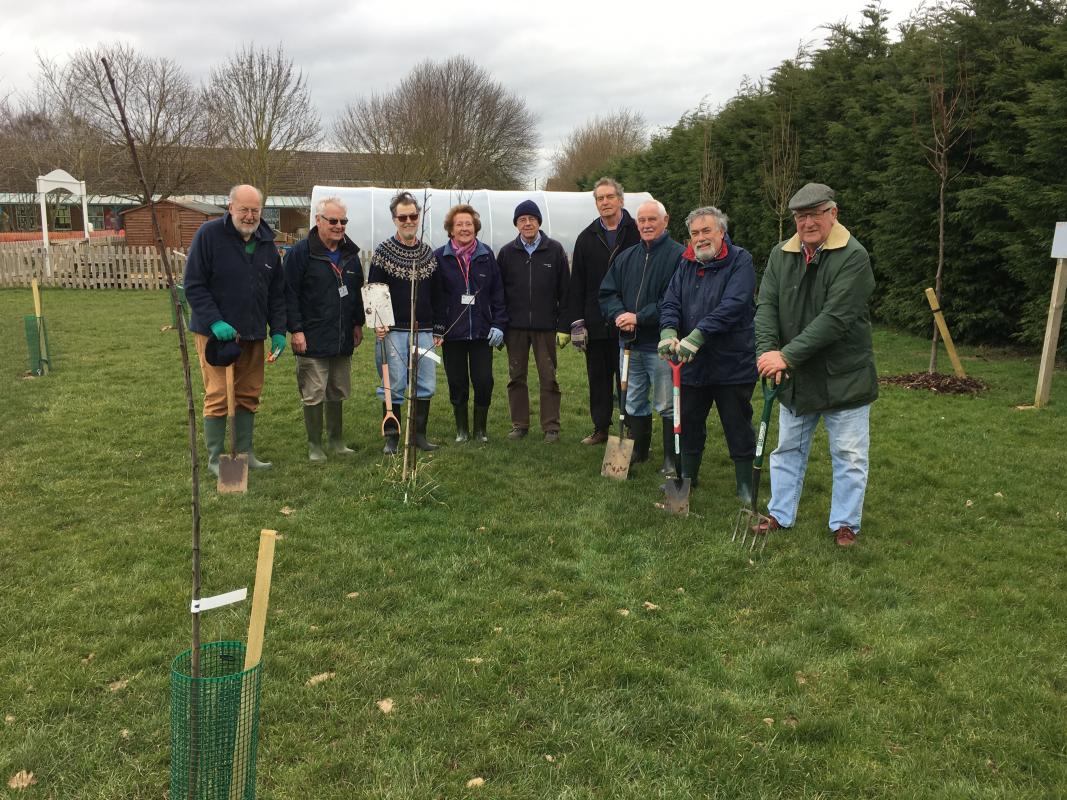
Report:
659,205,757,497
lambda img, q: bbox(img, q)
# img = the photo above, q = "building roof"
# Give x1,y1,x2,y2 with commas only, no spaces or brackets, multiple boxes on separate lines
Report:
119,197,227,216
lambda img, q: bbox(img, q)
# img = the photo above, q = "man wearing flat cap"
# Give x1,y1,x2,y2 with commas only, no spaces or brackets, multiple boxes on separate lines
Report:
496,199,570,443
754,183,877,547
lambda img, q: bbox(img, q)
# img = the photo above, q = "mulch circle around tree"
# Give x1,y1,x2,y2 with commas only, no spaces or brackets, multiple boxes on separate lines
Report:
879,372,988,395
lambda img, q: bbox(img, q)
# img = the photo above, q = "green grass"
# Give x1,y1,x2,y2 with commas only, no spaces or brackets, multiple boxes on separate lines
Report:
1,288,1066,799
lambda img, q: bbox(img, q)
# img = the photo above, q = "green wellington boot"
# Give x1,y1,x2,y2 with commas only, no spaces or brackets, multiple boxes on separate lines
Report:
203,416,226,477
234,408,272,469
472,405,489,443
452,403,470,443
734,459,754,504
325,400,353,456
414,398,439,452
304,403,327,463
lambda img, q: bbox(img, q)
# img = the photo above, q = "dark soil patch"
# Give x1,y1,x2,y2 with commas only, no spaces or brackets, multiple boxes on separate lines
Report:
879,372,988,395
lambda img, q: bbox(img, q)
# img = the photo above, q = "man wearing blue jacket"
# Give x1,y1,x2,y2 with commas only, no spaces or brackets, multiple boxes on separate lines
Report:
283,196,365,462
599,199,684,468
184,184,287,477
659,206,757,496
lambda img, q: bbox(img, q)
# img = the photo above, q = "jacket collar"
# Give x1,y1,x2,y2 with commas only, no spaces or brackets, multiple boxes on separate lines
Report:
308,227,359,258
642,230,672,252
782,222,851,253
223,212,275,243
587,208,635,237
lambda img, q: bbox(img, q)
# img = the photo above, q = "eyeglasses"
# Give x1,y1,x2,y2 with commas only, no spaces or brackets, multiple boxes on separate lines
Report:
793,207,833,223
320,216,348,226
234,206,261,216
394,214,419,223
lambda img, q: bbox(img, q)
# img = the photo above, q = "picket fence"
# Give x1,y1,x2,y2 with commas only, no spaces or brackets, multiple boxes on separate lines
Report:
0,239,186,290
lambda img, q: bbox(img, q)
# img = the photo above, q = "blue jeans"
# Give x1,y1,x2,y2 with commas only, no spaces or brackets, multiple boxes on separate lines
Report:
620,349,671,418
767,403,870,533
375,331,436,403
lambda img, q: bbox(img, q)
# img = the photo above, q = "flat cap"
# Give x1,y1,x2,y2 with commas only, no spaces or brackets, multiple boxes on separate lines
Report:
788,183,835,212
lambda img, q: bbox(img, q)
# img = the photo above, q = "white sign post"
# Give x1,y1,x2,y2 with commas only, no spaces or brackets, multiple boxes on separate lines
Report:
1034,222,1067,408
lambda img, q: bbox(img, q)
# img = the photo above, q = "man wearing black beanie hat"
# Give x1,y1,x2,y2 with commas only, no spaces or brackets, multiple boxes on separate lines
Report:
496,199,571,443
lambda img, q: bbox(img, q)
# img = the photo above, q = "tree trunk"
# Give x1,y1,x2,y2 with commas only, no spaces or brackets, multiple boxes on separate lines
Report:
928,172,947,373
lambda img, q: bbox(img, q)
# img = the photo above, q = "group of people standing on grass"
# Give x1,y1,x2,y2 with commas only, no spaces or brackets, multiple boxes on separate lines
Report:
182,178,877,548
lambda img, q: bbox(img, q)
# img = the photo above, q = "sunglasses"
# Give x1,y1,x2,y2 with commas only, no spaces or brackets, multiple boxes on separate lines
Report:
394,213,420,223
320,216,348,225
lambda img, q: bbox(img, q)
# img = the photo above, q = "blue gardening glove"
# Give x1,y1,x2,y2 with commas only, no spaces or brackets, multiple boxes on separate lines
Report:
270,333,286,357
210,320,237,341
677,329,704,363
556,332,571,349
570,319,588,352
658,328,679,359
487,327,504,348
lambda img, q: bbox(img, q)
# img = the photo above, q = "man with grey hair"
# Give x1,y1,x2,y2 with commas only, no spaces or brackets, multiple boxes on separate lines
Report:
283,196,365,462
567,177,640,445
659,206,757,495
184,183,287,478
754,182,877,548
599,198,683,467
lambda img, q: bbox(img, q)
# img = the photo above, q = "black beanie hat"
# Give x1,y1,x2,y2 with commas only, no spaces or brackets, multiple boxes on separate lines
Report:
205,337,242,367
513,199,542,226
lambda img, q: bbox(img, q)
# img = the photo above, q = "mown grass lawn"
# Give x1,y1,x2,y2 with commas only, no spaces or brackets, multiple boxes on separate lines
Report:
1,287,1066,799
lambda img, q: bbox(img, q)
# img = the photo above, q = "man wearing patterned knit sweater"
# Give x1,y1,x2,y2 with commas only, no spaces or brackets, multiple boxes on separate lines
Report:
367,191,439,453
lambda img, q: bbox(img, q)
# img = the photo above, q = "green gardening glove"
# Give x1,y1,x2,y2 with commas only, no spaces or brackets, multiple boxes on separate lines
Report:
210,320,237,341
270,333,287,358
556,332,571,349
658,328,678,359
677,329,705,363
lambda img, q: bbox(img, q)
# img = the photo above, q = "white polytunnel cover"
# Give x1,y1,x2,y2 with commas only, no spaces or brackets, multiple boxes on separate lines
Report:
308,187,655,268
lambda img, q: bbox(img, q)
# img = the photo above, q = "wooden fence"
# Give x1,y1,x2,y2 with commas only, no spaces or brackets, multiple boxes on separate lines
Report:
0,240,186,289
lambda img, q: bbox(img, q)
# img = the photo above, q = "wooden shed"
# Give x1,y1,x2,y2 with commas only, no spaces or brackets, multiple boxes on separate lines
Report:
120,198,226,248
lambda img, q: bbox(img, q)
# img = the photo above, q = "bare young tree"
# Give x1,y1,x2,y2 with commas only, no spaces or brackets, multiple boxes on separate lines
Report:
546,110,647,191
334,55,539,189
699,125,726,208
203,44,322,198
37,42,207,203
915,46,972,373
760,105,800,241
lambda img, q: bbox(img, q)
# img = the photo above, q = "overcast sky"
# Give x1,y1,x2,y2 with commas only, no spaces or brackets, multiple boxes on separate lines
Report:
1,0,919,185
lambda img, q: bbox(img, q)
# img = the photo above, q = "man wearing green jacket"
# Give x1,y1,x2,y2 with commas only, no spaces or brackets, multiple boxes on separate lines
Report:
754,183,877,547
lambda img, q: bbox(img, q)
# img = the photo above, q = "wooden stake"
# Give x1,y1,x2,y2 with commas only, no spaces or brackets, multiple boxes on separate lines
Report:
1035,258,1067,408
924,287,966,378
227,529,277,800
243,529,277,670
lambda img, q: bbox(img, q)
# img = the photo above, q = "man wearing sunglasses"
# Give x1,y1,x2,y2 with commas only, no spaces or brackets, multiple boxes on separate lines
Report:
368,191,440,453
755,182,877,548
184,183,287,477
283,196,365,462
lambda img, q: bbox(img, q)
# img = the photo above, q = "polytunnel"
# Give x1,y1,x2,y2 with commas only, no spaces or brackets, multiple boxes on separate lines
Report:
308,186,655,262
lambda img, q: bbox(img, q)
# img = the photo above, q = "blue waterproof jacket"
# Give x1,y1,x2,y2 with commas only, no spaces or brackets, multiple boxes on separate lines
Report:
660,237,758,386
183,214,286,340
283,229,365,358
431,240,508,341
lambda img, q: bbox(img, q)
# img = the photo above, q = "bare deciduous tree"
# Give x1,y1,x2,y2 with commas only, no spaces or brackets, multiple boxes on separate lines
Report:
915,46,972,373
761,106,800,241
203,44,322,198
546,110,646,191
334,55,539,189
37,42,207,203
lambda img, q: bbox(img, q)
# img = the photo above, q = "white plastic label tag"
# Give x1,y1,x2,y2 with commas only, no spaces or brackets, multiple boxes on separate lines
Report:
190,587,247,614
461,294,475,305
